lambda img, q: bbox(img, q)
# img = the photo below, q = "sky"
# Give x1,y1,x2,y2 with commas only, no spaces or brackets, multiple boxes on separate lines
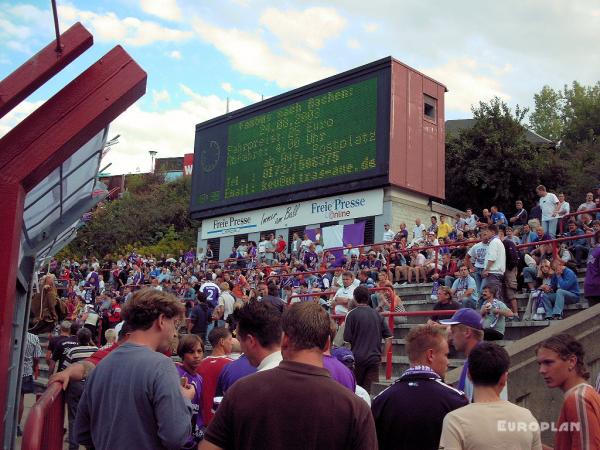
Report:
1,0,599,175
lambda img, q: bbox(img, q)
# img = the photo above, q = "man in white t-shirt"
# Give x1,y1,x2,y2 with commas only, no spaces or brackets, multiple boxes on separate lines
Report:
536,184,559,237
382,224,395,242
332,271,360,315
258,236,269,262
217,282,236,321
464,209,478,232
439,342,542,450
466,240,488,295
412,219,426,243
480,224,506,304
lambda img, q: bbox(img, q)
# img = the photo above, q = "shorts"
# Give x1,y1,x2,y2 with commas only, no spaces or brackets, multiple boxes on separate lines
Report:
504,267,518,300
21,375,34,394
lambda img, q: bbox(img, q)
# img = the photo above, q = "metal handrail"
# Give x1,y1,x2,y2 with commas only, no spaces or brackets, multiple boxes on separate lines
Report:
516,232,595,258
559,207,600,234
331,307,458,380
22,382,65,450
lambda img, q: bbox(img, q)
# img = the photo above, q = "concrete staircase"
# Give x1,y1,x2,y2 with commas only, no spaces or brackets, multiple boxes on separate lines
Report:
373,274,590,395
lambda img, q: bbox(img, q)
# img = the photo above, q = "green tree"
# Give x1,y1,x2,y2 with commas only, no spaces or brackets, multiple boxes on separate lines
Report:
533,81,600,203
61,174,199,258
446,97,550,213
529,85,564,142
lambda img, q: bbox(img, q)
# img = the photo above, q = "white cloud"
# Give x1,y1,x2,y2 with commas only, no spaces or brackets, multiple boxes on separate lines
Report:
152,89,171,107
221,82,233,93
167,50,182,59
347,38,360,49
140,0,182,22
104,85,245,174
363,22,379,33
423,58,510,113
259,7,346,52
191,6,347,88
6,40,31,53
238,88,262,103
0,100,45,138
58,3,193,46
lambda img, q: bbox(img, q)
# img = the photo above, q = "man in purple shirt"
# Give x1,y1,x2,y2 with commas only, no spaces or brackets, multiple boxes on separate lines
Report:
323,320,356,392
303,244,319,270
215,355,256,396
584,230,600,306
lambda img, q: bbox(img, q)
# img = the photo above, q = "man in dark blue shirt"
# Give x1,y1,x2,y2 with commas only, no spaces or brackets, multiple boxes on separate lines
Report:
343,286,392,393
371,324,467,450
565,220,589,266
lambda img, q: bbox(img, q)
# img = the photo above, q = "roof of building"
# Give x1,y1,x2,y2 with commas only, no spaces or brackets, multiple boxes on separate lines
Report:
445,119,553,145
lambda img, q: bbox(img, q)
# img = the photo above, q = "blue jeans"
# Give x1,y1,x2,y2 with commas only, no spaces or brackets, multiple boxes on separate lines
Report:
472,268,483,294
444,276,455,288
542,219,558,238
522,267,537,284
543,289,579,316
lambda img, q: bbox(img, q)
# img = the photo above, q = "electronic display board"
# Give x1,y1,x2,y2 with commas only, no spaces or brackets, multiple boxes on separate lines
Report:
190,59,391,219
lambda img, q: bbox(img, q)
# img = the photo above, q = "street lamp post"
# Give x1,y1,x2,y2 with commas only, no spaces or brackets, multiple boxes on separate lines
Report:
149,150,158,173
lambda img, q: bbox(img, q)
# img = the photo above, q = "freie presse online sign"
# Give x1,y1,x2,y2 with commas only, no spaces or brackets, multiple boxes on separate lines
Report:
200,189,383,240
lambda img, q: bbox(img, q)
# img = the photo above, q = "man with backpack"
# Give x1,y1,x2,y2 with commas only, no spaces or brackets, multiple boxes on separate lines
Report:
499,227,520,320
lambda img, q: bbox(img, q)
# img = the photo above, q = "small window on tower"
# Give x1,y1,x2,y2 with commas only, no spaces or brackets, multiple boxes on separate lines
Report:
424,94,437,122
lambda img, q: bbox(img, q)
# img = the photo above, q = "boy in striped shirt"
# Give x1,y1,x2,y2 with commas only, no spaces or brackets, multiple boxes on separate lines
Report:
537,334,600,450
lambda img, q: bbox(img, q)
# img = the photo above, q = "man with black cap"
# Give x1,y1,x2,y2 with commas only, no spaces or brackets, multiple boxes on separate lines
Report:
440,308,507,401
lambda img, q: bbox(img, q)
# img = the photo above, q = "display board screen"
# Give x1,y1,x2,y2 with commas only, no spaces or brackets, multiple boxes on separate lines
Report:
191,62,390,218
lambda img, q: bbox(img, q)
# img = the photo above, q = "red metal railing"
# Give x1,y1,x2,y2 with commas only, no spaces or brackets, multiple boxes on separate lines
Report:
330,308,458,380
289,286,398,379
389,239,481,276
516,233,595,258
559,207,600,234
22,382,65,450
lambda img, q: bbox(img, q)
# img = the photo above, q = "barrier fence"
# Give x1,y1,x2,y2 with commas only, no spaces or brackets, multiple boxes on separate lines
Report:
559,207,600,235
22,382,64,450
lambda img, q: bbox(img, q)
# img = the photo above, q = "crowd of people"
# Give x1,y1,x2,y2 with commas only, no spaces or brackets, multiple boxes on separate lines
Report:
20,287,600,450
18,184,600,449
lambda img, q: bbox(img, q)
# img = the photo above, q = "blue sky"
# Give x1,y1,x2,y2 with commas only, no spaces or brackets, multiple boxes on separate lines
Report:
1,0,599,174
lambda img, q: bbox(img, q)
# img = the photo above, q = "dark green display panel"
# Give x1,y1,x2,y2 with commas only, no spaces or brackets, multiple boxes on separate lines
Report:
191,59,391,218
224,78,377,199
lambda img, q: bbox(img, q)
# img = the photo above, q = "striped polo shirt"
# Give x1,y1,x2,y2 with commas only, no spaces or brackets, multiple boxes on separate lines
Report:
555,383,600,450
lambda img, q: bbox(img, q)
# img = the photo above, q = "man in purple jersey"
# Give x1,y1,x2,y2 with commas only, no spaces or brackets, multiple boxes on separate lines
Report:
323,319,356,392
303,243,319,271
200,280,222,341
200,280,221,309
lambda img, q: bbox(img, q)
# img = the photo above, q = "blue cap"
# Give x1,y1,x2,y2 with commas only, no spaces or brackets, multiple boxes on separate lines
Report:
439,308,483,330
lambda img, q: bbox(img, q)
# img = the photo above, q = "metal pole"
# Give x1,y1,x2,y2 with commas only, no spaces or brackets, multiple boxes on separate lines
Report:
50,0,63,53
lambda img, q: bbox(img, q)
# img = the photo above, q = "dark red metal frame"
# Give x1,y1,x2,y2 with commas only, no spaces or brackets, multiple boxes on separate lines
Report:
559,208,600,234
21,383,64,450
0,22,146,447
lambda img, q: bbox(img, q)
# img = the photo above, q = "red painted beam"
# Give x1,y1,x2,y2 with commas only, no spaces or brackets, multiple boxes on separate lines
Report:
0,44,146,447
0,45,147,189
0,22,93,119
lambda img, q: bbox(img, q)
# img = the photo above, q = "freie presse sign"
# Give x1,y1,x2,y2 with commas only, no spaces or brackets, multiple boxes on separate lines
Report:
200,189,383,239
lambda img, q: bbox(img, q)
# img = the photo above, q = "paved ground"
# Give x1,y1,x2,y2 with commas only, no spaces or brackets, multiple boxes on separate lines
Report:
15,393,70,450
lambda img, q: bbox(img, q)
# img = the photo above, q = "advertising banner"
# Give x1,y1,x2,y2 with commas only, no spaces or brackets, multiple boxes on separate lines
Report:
200,189,383,239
